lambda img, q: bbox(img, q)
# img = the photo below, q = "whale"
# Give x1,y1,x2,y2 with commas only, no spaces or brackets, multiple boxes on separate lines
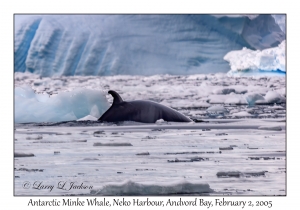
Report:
98,90,192,123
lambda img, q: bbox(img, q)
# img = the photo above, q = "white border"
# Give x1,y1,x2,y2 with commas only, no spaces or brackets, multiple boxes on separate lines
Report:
2,0,295,209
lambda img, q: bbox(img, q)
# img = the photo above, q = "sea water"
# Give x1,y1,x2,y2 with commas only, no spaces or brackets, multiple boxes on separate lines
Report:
14,73,286,196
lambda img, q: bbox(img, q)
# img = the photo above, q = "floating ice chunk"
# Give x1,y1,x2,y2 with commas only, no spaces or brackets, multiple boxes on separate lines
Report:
90,180,213,195
168,158,192,163
14,152,34,157
232,111,252,117
155,119,165,123
34,140,68,143
264,91,286,103
244,171,266,176
77,115,98,121
224,95,247,104
83,158,99,161
217,171,241,177
268,105,284,110
15,168,44,172
258,113,274,117
217,171,266,178
26,135,42,140
15,86,109,123
225,41,285,76
206,105,227,113
155,119,168,125
72,140,87,142
196,101,211,108
245,93,265,106
219,147,234,150
213,88,235,95
136,152,150,155
247,147,258,149
208,95,228,104
233,86,248,94
276,87,286,97
93,142,133,146
258,126,282,131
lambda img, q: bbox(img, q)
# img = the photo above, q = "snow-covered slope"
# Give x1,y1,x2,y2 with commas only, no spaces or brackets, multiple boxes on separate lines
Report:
14,15,285,76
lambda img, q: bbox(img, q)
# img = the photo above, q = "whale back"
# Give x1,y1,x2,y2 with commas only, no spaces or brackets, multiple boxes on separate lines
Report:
99,90,192,123
127,100,192,123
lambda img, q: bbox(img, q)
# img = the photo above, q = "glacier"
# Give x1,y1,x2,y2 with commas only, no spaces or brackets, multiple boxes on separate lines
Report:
14,14,285,77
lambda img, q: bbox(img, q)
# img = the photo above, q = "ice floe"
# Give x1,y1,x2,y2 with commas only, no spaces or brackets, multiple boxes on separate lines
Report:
90,180,213,195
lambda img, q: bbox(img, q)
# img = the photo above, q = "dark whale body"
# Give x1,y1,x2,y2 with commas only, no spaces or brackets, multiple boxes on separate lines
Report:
98,90,192,123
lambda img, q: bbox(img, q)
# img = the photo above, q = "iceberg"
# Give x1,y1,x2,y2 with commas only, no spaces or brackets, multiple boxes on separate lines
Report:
14,85,109,123
224,40,285,76
14,14,285,77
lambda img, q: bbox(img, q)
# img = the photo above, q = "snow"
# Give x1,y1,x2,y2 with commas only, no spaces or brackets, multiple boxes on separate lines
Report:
14,14,285,76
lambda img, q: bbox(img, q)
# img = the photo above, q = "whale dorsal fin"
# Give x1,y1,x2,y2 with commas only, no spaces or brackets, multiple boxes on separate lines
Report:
108,90,123,105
